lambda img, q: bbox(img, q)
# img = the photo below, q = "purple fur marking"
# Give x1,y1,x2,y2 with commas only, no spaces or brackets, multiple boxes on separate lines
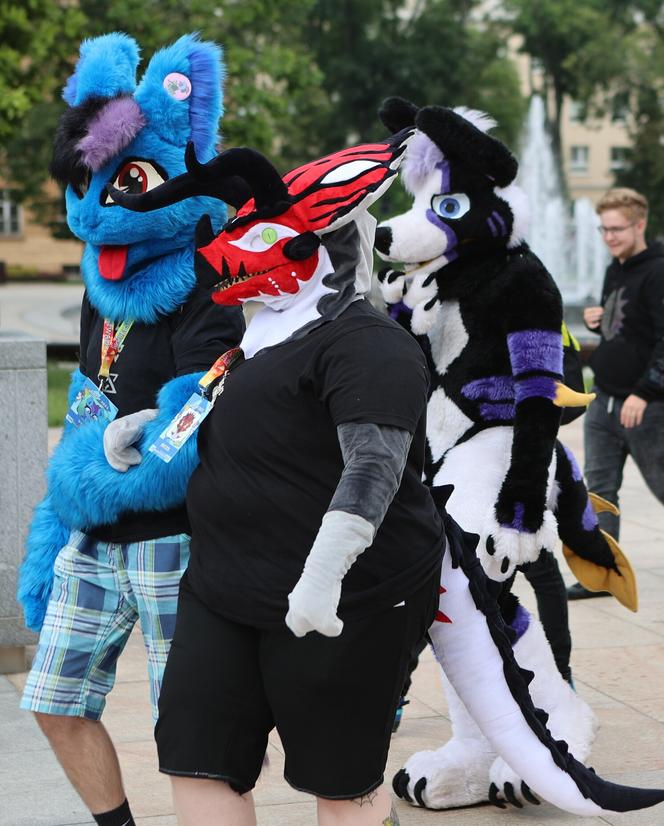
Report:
487,216,498,237
515,375,557,403
462,375,514,401
187,39,224,156
426,208,458,254
435,159,450,192
76,97,145,171
504,501,526,531
563,443,583,481
492,210,508,236
582,499,599,531
389,300,412,320
510,603,530,642
507,329,563,376
479,402,515,421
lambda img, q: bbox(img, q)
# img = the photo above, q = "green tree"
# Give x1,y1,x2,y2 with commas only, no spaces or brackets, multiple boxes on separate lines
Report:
502,0,633,158
615,13,664,239
0,0,85,142
307,0,525,219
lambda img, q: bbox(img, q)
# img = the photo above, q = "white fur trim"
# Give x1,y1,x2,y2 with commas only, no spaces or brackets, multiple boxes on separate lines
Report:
495,183,530,248
426,388,473,463
427,300,468,375
453,106,497,133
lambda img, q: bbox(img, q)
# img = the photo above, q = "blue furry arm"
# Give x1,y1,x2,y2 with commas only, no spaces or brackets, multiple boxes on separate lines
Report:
48,371,204,530
17,495,71,632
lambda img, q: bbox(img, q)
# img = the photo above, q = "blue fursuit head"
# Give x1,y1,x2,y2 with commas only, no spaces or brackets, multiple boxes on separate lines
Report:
18,32,229,630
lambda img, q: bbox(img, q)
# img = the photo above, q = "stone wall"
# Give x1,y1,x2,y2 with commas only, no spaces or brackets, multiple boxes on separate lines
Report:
0,332,46,660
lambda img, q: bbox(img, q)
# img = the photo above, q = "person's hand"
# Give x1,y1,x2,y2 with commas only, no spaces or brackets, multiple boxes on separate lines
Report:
620,394,647,428
103,408,158,471
583,306,604,329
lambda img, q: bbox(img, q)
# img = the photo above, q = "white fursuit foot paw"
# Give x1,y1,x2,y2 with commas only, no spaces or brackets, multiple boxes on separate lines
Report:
478,509,557,580
488,756,542,809
393,738,495,809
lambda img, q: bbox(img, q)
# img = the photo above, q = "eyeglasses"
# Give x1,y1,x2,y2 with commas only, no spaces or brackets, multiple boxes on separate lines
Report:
598,223,635,236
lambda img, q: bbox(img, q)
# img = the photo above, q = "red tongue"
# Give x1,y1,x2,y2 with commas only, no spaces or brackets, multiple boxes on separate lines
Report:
99,245,129,281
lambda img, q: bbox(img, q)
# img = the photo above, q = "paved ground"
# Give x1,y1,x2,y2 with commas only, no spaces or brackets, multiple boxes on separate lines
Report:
0,283,84,345
2,416,664,825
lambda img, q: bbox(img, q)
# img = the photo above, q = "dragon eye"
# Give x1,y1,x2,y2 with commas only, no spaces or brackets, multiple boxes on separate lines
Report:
104,160,167,205
229,222,298,252
431,193,470,220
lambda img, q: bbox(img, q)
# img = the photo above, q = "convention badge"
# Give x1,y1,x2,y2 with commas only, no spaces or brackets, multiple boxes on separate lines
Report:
65,377,118,428
148,394,212,464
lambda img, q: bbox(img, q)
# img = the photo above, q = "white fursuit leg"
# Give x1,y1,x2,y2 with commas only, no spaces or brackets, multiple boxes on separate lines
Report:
425,552,605,816
489,615,597,805
398,669,495,808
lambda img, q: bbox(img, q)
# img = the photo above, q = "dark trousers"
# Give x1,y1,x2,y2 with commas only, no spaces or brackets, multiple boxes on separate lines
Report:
584,389,664,540
521,552,571,682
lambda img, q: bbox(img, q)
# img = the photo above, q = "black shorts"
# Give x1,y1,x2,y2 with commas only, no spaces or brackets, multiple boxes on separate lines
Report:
155,568,440,799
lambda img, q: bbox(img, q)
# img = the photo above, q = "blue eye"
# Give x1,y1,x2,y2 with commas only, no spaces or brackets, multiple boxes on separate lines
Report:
431,193,470,220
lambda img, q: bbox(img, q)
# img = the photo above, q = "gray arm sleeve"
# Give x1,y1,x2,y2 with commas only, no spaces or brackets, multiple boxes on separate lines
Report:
329,422,413,530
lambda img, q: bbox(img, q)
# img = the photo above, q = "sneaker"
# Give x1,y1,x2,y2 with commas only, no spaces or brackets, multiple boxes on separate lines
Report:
392,697,410,732
567,582,610,600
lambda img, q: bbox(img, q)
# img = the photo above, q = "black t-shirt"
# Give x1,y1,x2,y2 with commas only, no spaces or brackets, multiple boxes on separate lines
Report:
186,299,445,628
79,286,245,543
589,243,664,400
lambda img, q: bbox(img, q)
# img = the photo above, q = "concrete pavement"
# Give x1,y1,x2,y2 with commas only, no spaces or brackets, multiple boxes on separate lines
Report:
0,283,84,346
3,415,664,826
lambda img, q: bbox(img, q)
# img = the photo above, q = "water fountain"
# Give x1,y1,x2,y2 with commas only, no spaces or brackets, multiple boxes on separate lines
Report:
516,96,609,309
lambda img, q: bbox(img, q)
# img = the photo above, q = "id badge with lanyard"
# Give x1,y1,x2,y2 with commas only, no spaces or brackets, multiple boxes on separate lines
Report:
149,347,243,463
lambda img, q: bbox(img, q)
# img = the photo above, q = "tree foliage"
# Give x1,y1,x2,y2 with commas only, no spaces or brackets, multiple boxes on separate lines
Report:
1,0,525,236
502,0,633,155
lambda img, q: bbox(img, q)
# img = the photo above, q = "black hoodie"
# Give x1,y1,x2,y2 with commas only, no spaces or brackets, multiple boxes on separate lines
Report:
588,242,664,400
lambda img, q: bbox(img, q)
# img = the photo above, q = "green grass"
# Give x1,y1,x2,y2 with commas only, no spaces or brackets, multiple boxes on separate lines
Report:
47,360,75,426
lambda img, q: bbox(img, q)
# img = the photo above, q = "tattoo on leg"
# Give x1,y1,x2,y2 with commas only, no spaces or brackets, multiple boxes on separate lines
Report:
383,802,400,825
352,790,378,807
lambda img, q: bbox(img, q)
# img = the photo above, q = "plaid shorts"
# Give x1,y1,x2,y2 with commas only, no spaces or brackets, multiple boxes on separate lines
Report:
21,530,189,722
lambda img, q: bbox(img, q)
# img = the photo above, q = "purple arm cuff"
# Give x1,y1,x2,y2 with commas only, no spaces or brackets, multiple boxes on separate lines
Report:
507,329,563,376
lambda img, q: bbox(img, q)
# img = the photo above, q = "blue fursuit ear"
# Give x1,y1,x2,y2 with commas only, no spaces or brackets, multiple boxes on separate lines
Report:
134,33,224,162
63,32,140,104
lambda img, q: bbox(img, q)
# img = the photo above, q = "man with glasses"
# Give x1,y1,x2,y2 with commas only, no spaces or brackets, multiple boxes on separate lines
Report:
568,188,664,600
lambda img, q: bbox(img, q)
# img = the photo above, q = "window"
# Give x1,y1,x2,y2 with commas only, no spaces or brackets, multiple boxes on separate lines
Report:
570,146,589,174
611,92,630,124
610,146,629,172
0,189,22,236
568,100,585,123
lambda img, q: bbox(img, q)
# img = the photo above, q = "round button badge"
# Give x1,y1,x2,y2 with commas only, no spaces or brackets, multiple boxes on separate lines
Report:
163,73,192,100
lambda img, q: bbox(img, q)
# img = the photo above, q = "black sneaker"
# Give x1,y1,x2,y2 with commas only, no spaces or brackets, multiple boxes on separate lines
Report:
567,582,610,600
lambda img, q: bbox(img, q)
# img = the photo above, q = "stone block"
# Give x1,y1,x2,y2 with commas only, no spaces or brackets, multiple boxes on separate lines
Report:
0,332,47,650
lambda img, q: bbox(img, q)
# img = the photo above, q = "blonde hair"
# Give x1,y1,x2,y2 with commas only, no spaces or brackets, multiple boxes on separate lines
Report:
597,188,648,223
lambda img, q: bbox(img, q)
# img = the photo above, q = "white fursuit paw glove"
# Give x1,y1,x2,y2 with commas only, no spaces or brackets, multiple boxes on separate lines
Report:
377,267,407,305
103,408,158,472
478,508,557,581
286,511,374,638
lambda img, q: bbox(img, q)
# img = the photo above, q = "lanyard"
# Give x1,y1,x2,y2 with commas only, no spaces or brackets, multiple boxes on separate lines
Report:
198,347,244,400
99,319,133,380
